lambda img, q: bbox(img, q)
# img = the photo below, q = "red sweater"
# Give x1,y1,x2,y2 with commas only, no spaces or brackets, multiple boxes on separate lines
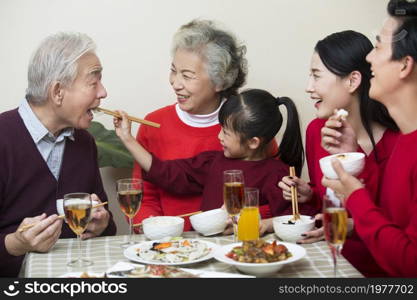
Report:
347,129,417,277
306,118,399,276
144,151,317,217
132,105,223,230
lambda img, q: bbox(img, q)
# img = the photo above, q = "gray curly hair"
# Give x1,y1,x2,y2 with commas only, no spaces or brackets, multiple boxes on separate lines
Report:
25,32,96,104
172,19,247,99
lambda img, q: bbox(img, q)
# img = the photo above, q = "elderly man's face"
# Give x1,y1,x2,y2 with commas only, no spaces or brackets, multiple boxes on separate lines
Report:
60,53,107,129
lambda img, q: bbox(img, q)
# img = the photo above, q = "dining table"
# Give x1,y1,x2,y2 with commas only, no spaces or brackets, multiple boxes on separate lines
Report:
20,232,363,278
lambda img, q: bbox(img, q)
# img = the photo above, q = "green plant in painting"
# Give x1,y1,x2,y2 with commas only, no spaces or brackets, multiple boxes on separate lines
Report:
87,121,134,169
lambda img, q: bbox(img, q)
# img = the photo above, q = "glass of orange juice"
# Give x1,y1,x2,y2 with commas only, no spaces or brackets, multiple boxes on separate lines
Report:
238,187,260,241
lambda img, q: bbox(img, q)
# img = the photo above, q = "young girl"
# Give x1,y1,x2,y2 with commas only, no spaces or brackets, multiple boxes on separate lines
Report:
114,89,317,226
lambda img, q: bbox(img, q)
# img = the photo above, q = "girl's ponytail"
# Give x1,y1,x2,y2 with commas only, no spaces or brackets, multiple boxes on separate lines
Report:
276,97,304,176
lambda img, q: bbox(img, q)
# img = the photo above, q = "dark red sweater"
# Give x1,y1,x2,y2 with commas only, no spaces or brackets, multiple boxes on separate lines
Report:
0,109,116,277
144,151,317,217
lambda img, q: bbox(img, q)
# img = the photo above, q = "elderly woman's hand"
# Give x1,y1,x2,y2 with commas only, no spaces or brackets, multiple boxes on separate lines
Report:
5,214,63,256
81,194,110,240
321,111,358,154
321,159,363,204
278,176,313,203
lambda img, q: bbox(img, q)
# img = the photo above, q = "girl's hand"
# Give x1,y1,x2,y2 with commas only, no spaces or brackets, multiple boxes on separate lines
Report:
278,176,313,203
259,218,273,236
321,110,358,154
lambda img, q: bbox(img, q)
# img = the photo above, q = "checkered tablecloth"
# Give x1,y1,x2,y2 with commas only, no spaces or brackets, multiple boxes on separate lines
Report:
21,232,363,278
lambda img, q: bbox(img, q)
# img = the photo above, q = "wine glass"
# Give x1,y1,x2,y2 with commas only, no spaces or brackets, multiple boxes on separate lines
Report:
63,193,93,267
322,193,348,277
223,170,244,242
117,178,143,247
238,187,260,241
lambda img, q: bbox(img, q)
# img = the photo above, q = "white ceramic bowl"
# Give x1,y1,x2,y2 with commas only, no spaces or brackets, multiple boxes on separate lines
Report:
190,209,228,236
273,215,315,243
56,199,99,216
142,216,184,240
213,241,306,277
319,152,365,179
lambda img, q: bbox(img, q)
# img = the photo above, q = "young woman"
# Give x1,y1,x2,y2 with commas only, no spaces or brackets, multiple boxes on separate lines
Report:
323,0,417,277
278,30,399,276
116,89,316,222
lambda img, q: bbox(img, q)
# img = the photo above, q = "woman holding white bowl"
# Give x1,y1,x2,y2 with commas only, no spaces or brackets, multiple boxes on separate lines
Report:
276,30,399,277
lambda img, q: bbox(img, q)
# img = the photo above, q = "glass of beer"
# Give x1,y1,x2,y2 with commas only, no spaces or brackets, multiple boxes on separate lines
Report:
323,193,348,277
63,192,93,267
238,187,260,241
223,170,244,241
117,178,143,247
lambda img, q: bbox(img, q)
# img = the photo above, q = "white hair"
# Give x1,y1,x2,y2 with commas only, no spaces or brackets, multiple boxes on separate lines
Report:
25,32,96,104
172,19,247,98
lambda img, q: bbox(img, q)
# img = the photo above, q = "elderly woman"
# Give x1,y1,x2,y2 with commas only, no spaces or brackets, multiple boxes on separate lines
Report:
132,20,248,231
0,32,116,277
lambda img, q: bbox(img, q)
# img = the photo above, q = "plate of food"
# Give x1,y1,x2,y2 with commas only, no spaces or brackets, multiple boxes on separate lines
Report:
123,237,219,266
213,239,306,276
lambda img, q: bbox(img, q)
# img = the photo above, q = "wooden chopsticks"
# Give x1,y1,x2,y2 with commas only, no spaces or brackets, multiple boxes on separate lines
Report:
18,215,65,233
18,201,108,233
290,166,300,221
95,107,160,128
133,211,203,228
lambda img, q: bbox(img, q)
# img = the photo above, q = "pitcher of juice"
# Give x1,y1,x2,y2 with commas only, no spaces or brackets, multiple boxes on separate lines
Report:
238,187,260,241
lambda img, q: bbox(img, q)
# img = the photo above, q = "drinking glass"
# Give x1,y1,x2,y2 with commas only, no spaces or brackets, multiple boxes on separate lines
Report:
63,193,93,267
117,178,143,247
238,187,260,241
323,193,348,277
223,170,244,242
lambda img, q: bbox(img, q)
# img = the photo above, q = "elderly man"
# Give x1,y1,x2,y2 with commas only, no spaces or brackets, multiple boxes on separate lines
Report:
0,32,116,277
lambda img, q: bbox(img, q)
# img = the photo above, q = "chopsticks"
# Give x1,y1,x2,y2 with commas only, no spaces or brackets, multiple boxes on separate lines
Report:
133,211,203,228
18,215,65,233
92,201,108,209
95,107,160,128
289,166,300,221
17,202,108,233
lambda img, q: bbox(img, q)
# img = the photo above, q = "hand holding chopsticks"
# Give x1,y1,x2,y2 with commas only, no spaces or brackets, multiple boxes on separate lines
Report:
18,202,108,233
289,166,300,221
95,107,160,128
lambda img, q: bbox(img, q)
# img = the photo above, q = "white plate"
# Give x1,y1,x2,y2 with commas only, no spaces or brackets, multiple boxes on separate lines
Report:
106,262,254,278
123,239,218,266
59,272,105,278
213,241,306,277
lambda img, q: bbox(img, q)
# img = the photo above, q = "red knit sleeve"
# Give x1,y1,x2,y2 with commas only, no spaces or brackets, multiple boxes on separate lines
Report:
347,188,417,277
132,123,164,226
306,119,326,210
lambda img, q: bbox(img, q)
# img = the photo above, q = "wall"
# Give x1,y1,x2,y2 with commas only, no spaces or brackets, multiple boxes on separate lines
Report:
0,0,388,234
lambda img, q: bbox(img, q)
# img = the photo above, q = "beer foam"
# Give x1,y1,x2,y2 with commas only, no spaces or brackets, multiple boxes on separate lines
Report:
63,199,91,207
